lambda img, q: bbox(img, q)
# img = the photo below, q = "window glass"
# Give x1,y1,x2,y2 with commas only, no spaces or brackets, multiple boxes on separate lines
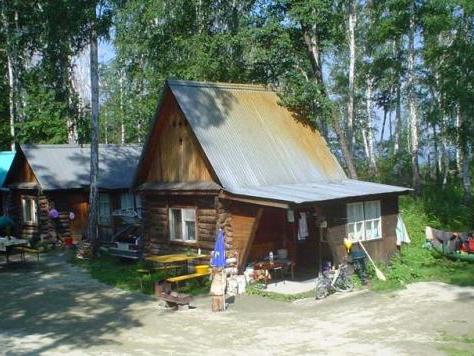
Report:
99,194,112,225
347,201,381,241
169,208,196,242
21,197,37,225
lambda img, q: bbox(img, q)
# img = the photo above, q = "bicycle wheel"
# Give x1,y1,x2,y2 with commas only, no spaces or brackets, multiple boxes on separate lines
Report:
315,278,330,299
334,275,354,293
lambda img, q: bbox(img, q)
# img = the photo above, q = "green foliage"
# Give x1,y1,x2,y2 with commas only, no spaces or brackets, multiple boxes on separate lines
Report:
371,192,474,292
16,85,68,144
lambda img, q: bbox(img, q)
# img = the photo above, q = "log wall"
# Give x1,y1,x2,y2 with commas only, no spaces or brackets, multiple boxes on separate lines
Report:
142,193,225,255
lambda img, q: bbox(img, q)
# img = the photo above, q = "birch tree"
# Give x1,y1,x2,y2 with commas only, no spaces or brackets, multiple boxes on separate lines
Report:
347,0,356,152
88,16,99,247
407,1,421,193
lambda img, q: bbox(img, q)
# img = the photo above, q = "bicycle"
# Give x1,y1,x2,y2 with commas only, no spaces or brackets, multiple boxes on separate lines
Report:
315,262,354,299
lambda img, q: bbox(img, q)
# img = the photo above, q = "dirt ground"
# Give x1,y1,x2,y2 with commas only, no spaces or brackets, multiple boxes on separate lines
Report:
1,252,473,356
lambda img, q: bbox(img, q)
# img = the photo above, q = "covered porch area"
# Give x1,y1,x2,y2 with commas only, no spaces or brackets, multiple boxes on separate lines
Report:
223,179,407,287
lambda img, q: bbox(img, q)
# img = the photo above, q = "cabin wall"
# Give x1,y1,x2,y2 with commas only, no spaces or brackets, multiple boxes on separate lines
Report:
142,193,222,255
5,151,38,185
322,194,399,264
143,92,214,184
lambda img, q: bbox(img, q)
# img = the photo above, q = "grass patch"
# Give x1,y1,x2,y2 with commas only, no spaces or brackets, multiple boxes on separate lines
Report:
437,332,474,356
370,186,474,292
71,253,210,296
246,283,314,302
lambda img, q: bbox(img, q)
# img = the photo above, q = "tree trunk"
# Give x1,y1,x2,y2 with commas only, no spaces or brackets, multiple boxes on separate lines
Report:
432,122,440,183
88,23,100,250
365,77,377,173
393,40,402,154
67,55,79,144
1,4,17,151
407,6,420,193
380,104,387,144
456,106,471,204
120,71,125,145
333,112,358,179
302,26,357,178
455,108,462,174
347,0,356,151
6,52,16,152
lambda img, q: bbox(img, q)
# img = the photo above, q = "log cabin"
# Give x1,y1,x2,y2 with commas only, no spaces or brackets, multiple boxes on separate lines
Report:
134,80,410,273
3,144,142,242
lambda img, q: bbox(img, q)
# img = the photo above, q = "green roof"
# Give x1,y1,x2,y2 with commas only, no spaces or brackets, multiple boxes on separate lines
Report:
0,151,15,187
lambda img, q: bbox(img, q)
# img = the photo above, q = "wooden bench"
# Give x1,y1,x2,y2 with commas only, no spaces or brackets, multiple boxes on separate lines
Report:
166,271,211,290
14,247,40,262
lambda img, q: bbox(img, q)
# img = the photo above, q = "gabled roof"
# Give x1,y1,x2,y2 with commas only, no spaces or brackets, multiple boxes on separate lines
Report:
168,80,347,189
0,151,15,187
16,144,142,191
137,80,410,204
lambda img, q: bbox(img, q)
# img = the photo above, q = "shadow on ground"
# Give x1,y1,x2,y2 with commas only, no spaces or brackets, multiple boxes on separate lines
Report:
0,252,151,355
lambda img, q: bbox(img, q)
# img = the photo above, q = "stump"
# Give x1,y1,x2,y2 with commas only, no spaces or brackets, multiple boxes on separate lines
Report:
210,269,226,312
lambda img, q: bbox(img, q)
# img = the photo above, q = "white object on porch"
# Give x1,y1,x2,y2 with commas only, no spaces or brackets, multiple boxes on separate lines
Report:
265,278,317,295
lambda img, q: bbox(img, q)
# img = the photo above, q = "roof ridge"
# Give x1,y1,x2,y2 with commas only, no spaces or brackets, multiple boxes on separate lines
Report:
21,144,141,149
167,79,276,92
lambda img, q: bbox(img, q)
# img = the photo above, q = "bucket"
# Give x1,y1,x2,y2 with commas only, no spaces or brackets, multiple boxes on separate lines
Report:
195,264,210,274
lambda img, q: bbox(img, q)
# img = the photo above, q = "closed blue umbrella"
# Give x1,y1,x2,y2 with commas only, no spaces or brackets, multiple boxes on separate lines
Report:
211,229,226,268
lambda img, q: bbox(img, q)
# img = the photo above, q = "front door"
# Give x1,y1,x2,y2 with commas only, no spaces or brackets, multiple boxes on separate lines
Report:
295,211,320,272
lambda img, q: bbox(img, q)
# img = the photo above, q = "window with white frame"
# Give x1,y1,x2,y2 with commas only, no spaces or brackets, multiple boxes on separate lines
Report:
98,193,112,225
169,208,196,242
347,200,381,241
21,197,37,225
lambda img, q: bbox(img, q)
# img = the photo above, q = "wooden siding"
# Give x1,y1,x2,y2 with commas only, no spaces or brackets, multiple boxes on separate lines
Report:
142,91,215,184
227,202,262,270
142,193,220,255
321,195,399,264
5,151,38,185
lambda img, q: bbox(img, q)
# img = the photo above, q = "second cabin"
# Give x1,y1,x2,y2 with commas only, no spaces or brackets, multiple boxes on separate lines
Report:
134,80,410,273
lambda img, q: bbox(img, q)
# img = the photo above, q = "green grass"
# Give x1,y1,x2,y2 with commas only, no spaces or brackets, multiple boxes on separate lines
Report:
245,283,315,302
370,186,474,292
71,253,211,296
437,332,474,356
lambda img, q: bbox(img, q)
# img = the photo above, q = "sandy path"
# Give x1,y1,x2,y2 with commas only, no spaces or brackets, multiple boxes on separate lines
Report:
1,252,473,355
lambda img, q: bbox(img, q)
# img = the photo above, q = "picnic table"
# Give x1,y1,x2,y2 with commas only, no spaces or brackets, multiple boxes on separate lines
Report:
146,253,211,289
146,253,209,265
0,237,29,263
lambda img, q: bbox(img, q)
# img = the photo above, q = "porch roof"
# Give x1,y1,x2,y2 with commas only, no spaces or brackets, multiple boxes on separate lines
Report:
226,179,411,205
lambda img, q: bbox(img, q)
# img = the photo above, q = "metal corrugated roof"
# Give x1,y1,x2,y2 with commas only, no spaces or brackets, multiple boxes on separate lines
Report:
168,80,347,190
138,181,222,191
0,151,15,187
148,80,411,204
21,144,142,190
227,180,410,204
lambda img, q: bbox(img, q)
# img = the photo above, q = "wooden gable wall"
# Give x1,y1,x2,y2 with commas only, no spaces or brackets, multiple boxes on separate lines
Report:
5,150,39,186
139,89,216,185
